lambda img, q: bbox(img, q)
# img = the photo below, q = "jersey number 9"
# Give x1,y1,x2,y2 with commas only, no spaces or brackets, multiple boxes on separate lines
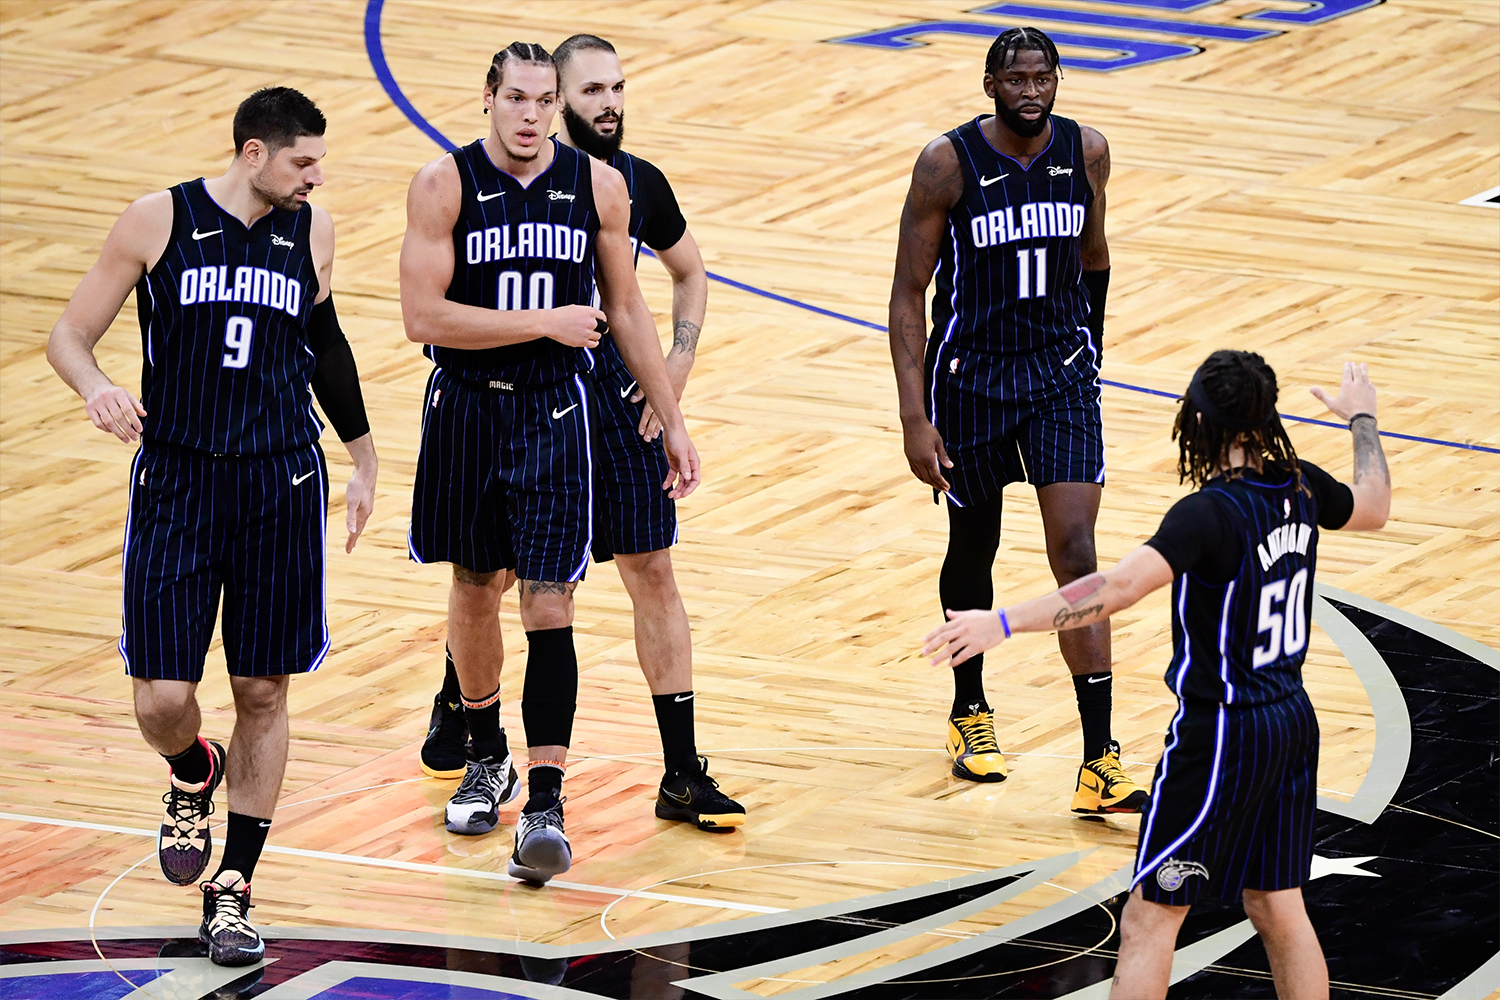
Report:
223,316,254,369
1252,567,1309,668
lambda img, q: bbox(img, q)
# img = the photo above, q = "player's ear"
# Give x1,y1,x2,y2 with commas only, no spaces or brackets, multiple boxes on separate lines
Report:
239,138,264,169
982,75,997,99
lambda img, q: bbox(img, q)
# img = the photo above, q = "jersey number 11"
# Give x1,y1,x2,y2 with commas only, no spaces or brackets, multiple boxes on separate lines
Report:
1016,248,1047,299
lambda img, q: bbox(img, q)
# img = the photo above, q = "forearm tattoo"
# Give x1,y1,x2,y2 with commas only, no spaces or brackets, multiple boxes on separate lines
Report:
1351,418,1389,489
670,319,700,357
522,579,577,596
1053,572,1107,629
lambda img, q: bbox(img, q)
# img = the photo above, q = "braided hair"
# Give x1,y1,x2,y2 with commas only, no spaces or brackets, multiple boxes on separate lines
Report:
985,27,1061,77
1173,350,1303,491
485,41,554,94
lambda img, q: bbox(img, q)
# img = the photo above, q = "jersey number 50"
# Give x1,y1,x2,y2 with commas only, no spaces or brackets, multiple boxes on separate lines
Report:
1252,567,1309,668
223,316,254,369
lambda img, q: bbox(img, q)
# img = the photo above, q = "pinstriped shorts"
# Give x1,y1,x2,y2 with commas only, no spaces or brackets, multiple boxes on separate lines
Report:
588,358,677,563
408,368,594,583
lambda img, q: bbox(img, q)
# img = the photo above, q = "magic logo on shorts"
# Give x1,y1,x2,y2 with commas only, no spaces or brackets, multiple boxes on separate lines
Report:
1156,858,1211,891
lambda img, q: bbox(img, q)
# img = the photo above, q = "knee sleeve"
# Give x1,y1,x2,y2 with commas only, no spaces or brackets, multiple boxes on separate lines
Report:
940,497,1003,612
521,627,578,748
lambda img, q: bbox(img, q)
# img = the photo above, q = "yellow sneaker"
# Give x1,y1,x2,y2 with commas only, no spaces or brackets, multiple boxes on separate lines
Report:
946,708,1008,782
1072,740,1151,814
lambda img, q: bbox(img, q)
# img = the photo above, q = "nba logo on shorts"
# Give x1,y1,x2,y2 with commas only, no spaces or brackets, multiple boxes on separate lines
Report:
1155,858,1210,891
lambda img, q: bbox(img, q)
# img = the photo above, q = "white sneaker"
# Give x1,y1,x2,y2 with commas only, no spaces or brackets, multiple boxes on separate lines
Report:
507,795,571,884
444,755,520,835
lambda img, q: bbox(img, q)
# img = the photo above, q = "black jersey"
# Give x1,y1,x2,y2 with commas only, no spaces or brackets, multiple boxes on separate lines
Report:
590,150,687,373
134,179,320,455
434,138,598,387
930,114,1094,360
1152,468,1327,707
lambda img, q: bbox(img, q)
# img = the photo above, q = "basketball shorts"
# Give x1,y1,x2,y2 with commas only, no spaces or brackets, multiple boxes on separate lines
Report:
1133,690,1319,906
408,367,593,583
928,332,1104,506
588,357,677,563
121,441,329,681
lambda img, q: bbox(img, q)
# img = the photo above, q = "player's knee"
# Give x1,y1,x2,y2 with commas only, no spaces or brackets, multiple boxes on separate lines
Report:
1241,887,1305,934
133,679,195,728
1049,530,1099,582
518,579,576,631
229,675,289,719
617,549,677,601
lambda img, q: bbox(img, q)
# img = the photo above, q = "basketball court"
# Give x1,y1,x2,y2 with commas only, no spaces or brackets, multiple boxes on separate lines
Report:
1,1,1496,997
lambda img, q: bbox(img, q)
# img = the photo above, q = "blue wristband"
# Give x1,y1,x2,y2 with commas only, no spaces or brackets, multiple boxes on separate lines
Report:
998,608,1012,638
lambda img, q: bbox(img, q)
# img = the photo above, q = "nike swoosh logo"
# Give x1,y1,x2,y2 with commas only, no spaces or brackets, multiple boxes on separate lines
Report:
619,380,637,399
291,471,316,485
1063,344,1086,366
664,788,692,805
191,228,223,240
673,693,694,703
1086,674,1110,684
978,174,1008,187
258,821,272,828
552,403,579,419
476,190,503,202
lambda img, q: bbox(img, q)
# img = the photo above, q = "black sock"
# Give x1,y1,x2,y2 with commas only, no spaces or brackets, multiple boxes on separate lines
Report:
439,645,463,705
216,812,270,883
1073,672,1113,761
951,664,989,718
462,686,506,761
163,737,211,786
652,692,699,778
524,763,563,812
942,497,1002,718
521,627,578,749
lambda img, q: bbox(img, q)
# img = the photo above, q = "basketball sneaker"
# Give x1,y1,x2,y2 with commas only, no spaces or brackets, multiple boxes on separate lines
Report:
420,693,469,779
158,740,227,885
655,756,745,830
508,794,571,884
198,870,264,967
444,752,521,835
946,707,1008,782
1072,740,1151,814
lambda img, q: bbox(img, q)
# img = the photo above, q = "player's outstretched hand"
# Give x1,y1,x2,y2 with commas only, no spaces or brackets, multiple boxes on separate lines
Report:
1309,361,1377,423
923,608,1008,667
902,417,952,492
86,383,147,442
546,305,607,349
660,423,701,499
344,464,376,553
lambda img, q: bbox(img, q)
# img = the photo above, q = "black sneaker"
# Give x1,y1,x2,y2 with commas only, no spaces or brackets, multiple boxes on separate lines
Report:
158,740,227,885
655,756,745,831
508,795,571,884
444,753,521,835
198,871,264,967
420,693,469,779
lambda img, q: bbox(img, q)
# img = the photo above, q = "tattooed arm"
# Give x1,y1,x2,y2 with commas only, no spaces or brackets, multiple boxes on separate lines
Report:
922,546,1174,667
634,227,708,441
1310,361,1390,531
889,136,963,491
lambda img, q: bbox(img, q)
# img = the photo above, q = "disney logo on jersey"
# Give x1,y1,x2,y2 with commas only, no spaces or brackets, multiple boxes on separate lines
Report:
270,234,295,249
1257,521,1312,571
970,200,1087,249
1048,165,1074,177
546,189,575,202
1155,859,1210,891
178,264,303,317
466,222,588,265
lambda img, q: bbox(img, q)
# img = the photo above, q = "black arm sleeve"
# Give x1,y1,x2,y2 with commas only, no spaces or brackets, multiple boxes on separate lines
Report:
1082,267,1109,360
1145,492,1241,585
634,159,688,252
1299,461,1355,530
307,295,370,443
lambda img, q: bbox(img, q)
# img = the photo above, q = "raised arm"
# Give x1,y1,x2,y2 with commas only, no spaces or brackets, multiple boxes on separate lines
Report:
889,136,962,491
46,191,172,442
633,226,707,439
398,156,604,351
1310,362,1391,531
923,544,1174,666
593,162,700,498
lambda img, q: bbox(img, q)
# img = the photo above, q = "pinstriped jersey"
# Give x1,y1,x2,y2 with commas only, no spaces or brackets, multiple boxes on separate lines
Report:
1166,472,1321,706
135,179,320,455
931,115,1094,358
434,138,597,386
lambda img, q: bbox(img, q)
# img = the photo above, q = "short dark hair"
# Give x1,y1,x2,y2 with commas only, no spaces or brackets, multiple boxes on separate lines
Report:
486,41,554,93
232,87,326,157
985,27,1061,77
1174,350,1303,490
553,33,616,80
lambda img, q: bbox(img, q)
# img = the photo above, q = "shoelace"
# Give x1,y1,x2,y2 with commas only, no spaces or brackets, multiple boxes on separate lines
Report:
522,796,566,835
1091,753,1133,789
205,883,255,936
953,714,1000,755
451,759,503,804
162,786,214,849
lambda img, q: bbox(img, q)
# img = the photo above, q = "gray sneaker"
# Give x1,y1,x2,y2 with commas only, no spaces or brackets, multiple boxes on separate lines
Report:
444,754,520,835
508,796,571,884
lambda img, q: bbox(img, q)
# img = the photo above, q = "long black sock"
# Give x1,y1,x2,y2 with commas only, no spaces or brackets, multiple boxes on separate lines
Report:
524,763,563,813
941,497,1003,717
652,692,699,778
163,737,211,786
521,627,578,750
462,686,506,761
1073,672,1113,761
439,645,463,705
216,812,270,883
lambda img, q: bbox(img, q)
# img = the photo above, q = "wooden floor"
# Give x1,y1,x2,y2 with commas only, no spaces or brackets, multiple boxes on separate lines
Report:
1,0,1497,988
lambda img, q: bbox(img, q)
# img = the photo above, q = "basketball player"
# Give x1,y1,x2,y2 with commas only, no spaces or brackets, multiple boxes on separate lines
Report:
925,354,1391,999
401,43,700,883
888,26,1148,812
45,88,377,966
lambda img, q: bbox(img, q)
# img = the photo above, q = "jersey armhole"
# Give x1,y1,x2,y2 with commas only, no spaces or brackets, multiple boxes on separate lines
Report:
143,186,183,278
1184,488,1248,586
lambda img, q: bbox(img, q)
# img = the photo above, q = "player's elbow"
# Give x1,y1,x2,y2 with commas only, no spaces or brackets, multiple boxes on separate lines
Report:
1344,486,1390,531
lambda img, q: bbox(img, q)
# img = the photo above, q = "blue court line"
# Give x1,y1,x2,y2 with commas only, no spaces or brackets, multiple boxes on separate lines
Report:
362,0,1497,457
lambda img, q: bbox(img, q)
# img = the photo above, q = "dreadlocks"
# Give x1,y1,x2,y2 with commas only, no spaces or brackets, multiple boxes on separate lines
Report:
1173,350,1304,491
485,41,554,93
985,26,1061,77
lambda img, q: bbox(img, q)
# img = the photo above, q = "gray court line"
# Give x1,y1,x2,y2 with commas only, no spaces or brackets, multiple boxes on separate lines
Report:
254,960,602,1000
1439,948,1500,1000
674,851,1091,999
1317,584,1500,672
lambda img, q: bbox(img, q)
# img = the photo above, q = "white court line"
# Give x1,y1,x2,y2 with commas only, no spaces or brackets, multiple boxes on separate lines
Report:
0,811,781,915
